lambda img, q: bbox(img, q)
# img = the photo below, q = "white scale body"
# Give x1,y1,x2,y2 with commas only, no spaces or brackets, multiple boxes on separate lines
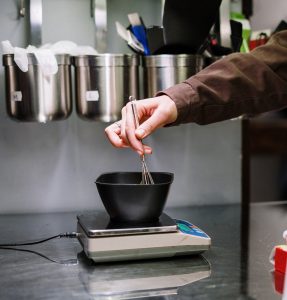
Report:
77,212,211,263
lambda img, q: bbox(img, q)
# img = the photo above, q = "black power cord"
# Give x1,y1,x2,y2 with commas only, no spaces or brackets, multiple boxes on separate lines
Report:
0,246,78,265
0,232,79,247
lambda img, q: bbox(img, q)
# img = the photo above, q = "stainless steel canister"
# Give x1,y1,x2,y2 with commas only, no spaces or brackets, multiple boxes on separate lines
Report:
3,54,72,122
143,54,204,98
73,54,139,122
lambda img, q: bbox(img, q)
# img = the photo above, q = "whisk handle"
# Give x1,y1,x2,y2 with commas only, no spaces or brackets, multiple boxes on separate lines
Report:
129,96,140,129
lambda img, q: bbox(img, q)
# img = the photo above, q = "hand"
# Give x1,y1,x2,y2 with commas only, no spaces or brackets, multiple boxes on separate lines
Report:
105,95,178,155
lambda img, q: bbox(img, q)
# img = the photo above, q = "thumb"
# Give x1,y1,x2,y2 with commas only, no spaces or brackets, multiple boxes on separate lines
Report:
135,127,146,139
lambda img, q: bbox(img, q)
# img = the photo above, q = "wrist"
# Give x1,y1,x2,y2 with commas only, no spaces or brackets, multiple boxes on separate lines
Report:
158,95,178,125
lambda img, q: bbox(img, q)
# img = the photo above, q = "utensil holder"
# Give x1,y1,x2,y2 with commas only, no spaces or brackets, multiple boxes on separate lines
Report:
142,54,204,98
3,54,72,123
73,54,139,122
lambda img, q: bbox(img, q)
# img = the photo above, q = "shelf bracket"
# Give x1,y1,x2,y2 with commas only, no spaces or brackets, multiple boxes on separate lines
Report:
91,0,107,53
20,0,43,47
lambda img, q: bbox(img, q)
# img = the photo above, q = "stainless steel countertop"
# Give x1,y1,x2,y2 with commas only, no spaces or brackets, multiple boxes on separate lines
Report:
0,203,285,299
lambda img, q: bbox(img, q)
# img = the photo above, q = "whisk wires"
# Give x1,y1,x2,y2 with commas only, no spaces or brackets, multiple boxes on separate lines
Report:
129,96,154,185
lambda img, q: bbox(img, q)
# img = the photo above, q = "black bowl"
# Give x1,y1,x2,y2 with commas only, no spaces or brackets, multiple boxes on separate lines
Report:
95,172,173,223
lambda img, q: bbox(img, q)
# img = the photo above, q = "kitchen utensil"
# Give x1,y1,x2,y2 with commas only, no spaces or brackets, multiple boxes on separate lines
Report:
219,0,231,49
95,172,173,223
146,26,165,55
129,96,154,185
128,13,150,55
230,20,243,52
162,0,222,54
115,21,144,54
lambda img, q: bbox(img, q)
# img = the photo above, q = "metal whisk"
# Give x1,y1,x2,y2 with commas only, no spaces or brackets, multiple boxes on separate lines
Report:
129,96,154,185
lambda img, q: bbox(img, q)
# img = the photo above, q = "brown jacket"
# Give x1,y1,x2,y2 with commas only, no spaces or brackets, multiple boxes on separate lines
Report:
158,30,287,125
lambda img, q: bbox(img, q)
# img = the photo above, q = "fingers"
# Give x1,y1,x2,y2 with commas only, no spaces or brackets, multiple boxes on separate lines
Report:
104,112,152,155
105,121,152,154
120,98,160,154
121,105,145,155
135,95,178,139
105,95,176,155
143,144,152,154
120,106,128,146
104,121,128,149
125,102,144,155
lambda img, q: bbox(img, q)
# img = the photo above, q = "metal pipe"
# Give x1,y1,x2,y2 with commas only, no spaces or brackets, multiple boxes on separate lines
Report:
20,0,42,46
91,0,107,53
29,0,42,46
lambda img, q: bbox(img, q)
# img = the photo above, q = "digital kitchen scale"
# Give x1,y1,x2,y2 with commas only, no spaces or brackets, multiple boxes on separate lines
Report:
77,212,211,262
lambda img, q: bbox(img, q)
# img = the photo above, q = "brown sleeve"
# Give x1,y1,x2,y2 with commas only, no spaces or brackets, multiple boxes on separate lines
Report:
157,30,287,125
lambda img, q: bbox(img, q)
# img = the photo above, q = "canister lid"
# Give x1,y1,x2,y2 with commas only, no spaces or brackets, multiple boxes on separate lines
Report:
143,54,204,67
2,54,72,66
73,54,139,67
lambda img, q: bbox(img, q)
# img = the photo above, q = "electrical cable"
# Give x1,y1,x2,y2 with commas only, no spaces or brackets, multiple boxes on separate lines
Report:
0,232,79,247
0,246,78,265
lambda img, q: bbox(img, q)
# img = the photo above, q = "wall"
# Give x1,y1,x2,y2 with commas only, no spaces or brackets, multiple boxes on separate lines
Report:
0,0,241,213
250,0,287,31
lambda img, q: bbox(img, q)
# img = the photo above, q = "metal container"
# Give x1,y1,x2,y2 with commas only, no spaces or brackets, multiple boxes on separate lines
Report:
143,54,204,98
3,54,72,122
73,54,139,122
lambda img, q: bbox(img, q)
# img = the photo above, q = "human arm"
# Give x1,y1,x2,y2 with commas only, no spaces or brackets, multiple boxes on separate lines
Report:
105,30,287,154
161,30,287,125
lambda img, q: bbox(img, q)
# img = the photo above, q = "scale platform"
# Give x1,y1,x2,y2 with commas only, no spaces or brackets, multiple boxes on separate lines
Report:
77,212,211,263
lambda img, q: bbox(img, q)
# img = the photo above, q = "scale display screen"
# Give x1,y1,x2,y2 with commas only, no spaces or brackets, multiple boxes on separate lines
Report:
176,220,209,238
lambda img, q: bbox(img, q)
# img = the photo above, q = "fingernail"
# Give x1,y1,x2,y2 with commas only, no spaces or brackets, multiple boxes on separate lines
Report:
137,150,143,156
145,148,152,154
136,128,145,138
